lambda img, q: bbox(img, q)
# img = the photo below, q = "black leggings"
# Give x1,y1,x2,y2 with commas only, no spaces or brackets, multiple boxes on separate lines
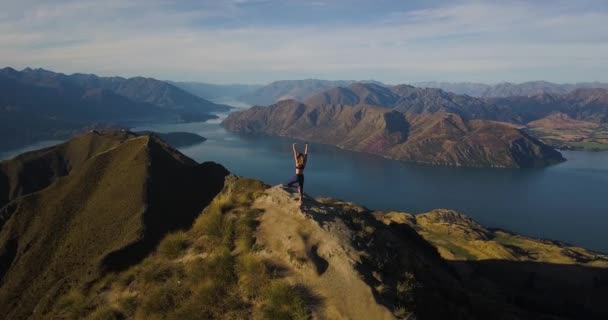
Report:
284,174,304,195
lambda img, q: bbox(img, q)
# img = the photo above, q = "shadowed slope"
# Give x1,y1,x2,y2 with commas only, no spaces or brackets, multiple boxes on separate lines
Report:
0,130,228,319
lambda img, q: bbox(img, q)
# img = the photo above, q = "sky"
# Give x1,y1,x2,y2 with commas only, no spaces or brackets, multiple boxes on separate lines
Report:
1,0,608,84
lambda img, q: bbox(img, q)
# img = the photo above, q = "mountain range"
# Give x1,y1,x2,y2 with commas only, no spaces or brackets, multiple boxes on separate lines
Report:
223,100,563,168
237,79,385,106
0,67,230,150
0,131,606,319
201,78,608,106
412,81,608,98
225,81,608,152
304,82,608,125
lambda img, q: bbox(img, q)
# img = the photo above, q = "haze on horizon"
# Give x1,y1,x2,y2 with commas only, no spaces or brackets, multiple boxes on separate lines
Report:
2,0,608,85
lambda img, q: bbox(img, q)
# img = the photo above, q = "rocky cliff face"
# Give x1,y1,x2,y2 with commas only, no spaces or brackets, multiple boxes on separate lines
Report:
222,100,565,168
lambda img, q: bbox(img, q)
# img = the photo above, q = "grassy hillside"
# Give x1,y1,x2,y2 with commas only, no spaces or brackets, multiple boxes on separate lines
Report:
1,131,607,319
52,177,310,320
0,131,228,319
375,209,608,266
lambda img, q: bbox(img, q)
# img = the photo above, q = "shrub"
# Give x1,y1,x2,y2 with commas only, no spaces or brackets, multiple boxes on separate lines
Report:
158,231,190,259
54,289,89,319
140,281,188,317
141,260,179,283
259,282,308,320
203,247,235,288
193,203,234,248
235,211,257,253
236,253,269,299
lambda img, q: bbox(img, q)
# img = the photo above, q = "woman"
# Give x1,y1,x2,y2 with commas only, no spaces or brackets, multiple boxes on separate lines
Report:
283,142,308,205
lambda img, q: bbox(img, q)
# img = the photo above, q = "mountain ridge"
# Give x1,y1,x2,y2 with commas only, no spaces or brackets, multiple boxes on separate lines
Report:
0,131,606,319
0,130,229,319
413,80,608,97
0,67,230,150
222,100,564,168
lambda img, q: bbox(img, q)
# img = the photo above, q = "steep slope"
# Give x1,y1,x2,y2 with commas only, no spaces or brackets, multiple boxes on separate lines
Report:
305,83,401,107
306,83,498,120
68,72,231,114
391,85,494,119
0,130,228,319
222,101,564,168
0,130,138,208
375,209,608,319
61,180,608,320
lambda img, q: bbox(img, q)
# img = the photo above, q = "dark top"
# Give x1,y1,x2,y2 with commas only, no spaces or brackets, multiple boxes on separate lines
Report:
296,156,307,170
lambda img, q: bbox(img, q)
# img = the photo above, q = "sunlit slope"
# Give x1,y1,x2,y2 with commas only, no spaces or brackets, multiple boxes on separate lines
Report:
375,209,608,266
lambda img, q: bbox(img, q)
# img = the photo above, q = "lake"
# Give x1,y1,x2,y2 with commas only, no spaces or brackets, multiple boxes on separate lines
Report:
128,115,608,253
2,112,607,252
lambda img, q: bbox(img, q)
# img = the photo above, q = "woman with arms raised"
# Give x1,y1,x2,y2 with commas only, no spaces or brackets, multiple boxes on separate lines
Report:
283,142,308,206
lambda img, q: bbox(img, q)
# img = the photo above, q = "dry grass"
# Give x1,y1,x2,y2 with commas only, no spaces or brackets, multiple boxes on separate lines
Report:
49,177,309,320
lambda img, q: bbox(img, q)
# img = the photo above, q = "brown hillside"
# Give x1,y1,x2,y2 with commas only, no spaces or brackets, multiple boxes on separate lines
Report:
222,101,564,168
0,130,228,319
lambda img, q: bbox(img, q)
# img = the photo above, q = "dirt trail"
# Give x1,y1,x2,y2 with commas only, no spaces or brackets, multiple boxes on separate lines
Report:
253,186,395,320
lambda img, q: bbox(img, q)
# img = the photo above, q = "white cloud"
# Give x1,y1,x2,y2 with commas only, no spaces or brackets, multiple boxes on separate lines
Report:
1,0,607,83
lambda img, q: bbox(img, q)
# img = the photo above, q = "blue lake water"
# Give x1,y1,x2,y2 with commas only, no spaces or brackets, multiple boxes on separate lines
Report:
2,113,607,252
127,117,608,253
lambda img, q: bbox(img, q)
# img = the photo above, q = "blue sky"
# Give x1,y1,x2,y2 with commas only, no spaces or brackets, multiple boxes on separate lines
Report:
1,0,608,84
